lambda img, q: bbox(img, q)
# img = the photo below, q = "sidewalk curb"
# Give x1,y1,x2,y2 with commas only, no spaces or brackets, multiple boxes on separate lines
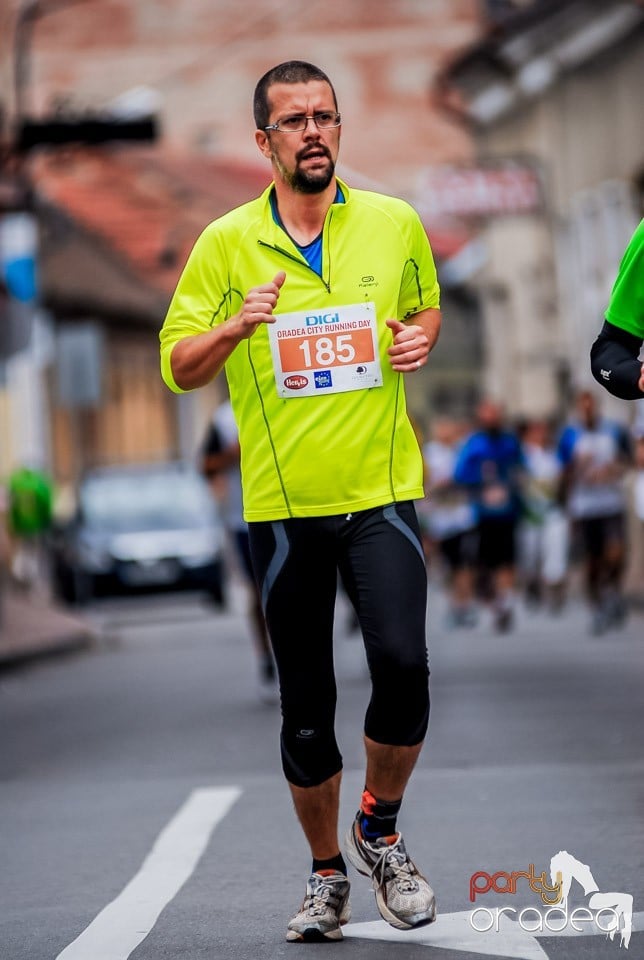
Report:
0,628,96,672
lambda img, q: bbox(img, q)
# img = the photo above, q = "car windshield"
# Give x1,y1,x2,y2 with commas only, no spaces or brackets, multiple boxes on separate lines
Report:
80,469,215,532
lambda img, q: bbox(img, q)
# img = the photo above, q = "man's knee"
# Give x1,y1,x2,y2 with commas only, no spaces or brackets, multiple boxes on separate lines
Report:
365,659,430,746
280,720,342,788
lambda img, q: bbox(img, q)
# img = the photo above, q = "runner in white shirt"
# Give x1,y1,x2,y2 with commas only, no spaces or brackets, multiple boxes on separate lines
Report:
519,419,568,612
557,391,632,634
424,419,477,627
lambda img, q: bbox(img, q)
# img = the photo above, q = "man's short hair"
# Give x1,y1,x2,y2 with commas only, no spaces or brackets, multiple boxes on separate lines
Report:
253,60,337,130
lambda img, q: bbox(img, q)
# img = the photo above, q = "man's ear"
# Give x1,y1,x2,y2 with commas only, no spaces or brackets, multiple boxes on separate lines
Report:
255,129,271,159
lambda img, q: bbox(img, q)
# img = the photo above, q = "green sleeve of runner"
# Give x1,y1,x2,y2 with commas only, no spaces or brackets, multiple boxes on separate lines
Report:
397,206,440,320
160,222,235,393
605,219,644,339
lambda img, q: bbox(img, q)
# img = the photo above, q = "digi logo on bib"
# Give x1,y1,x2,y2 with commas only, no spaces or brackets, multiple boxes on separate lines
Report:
314,370,333,389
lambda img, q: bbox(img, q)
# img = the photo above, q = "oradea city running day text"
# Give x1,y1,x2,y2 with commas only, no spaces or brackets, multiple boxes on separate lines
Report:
276,313,372,339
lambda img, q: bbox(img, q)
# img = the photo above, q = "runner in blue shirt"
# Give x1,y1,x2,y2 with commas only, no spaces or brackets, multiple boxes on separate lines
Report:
454,400,525,632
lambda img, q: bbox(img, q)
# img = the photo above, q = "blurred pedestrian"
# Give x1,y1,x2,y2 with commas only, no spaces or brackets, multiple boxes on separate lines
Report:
557,390,632,634
6,463,53,592
628,433,644,601
424,418,477,627
518,419,568,612
634,434,644,524
160,61,440,940
200,400,277,704
454,400,524,632
591,219,644,399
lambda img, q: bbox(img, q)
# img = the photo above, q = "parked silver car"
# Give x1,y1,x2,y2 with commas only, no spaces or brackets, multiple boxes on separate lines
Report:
51,462,225,605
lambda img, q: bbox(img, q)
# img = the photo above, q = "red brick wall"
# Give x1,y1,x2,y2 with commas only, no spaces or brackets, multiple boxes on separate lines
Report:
19,0,483,192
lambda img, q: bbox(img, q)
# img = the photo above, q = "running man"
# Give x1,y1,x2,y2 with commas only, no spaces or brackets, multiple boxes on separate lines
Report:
558,390,632,635
591,219,644,399
424,418,477,627
160,61,441,941
518,419,568,612
454,400,525,632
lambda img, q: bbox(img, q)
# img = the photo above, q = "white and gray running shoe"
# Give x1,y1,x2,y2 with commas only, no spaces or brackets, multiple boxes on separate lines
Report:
345,814,436,930
286,871,351,942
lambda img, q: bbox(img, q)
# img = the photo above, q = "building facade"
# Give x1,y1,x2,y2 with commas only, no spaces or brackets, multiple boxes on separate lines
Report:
1,0,497,486
438,0,644,420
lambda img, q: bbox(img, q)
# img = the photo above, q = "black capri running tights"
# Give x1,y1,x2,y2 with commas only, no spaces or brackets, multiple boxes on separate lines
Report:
248,501,430,788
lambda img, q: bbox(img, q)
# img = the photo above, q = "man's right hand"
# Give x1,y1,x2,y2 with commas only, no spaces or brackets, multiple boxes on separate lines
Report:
639,362,644,394
235,271,286,339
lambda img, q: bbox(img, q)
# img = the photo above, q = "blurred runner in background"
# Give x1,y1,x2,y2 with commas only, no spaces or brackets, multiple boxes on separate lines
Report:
627,431,644,597
201,401,276,703
424,418,477,627
557,390,632,635
634,434,644,526
454,400,525,633
518,419,568,613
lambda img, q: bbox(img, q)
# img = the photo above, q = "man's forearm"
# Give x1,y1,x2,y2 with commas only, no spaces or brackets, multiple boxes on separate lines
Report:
590,320,644,400
170,319,245,391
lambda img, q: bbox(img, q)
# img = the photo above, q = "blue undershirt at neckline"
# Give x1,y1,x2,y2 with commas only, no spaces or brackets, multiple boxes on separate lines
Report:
269,184,345,276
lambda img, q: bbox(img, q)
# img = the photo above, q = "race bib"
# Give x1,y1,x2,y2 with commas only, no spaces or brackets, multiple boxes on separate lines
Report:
268,302,383,398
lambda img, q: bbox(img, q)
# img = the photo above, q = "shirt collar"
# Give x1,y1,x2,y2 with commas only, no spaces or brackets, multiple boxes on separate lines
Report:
258,176,350,245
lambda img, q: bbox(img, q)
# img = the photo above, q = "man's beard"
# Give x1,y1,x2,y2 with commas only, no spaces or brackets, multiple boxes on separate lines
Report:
291,158,335,194
273,146,335,194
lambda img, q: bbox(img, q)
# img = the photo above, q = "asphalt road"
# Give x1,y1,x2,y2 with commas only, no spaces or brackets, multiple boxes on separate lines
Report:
1,583,642,960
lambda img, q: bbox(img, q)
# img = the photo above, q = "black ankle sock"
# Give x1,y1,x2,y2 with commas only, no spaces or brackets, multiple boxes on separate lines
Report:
360,788,402,840
312,853,347,876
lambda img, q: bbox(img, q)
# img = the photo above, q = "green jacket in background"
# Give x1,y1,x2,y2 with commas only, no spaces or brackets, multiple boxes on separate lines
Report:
8,467,53,537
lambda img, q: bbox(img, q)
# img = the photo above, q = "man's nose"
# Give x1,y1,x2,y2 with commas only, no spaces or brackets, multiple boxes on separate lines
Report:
302,117,321,137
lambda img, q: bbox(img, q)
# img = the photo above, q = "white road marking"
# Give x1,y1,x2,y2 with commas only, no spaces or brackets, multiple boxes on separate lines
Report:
343,909,644,958
56,786,241,960
344,913,549,959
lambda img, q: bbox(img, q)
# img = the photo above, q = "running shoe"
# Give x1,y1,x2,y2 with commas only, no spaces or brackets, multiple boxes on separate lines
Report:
345,813,436,930
286,871,351,942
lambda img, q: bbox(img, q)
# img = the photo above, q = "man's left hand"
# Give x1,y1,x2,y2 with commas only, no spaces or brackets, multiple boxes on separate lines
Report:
386,318,429,373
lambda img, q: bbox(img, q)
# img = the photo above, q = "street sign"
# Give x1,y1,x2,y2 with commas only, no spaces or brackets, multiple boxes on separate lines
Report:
416,163,543,219
0,212,38,302
55,322,104,408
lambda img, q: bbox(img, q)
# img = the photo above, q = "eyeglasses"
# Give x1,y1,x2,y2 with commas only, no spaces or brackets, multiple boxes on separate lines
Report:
264,111,342,133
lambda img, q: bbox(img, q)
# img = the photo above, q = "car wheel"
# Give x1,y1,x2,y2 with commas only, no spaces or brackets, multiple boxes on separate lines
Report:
74,571,95,605
51,561,77,605
60,568,94,606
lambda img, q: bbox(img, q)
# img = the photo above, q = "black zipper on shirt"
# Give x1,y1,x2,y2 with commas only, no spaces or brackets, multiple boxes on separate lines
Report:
324,209,334,292
257,240,331,293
